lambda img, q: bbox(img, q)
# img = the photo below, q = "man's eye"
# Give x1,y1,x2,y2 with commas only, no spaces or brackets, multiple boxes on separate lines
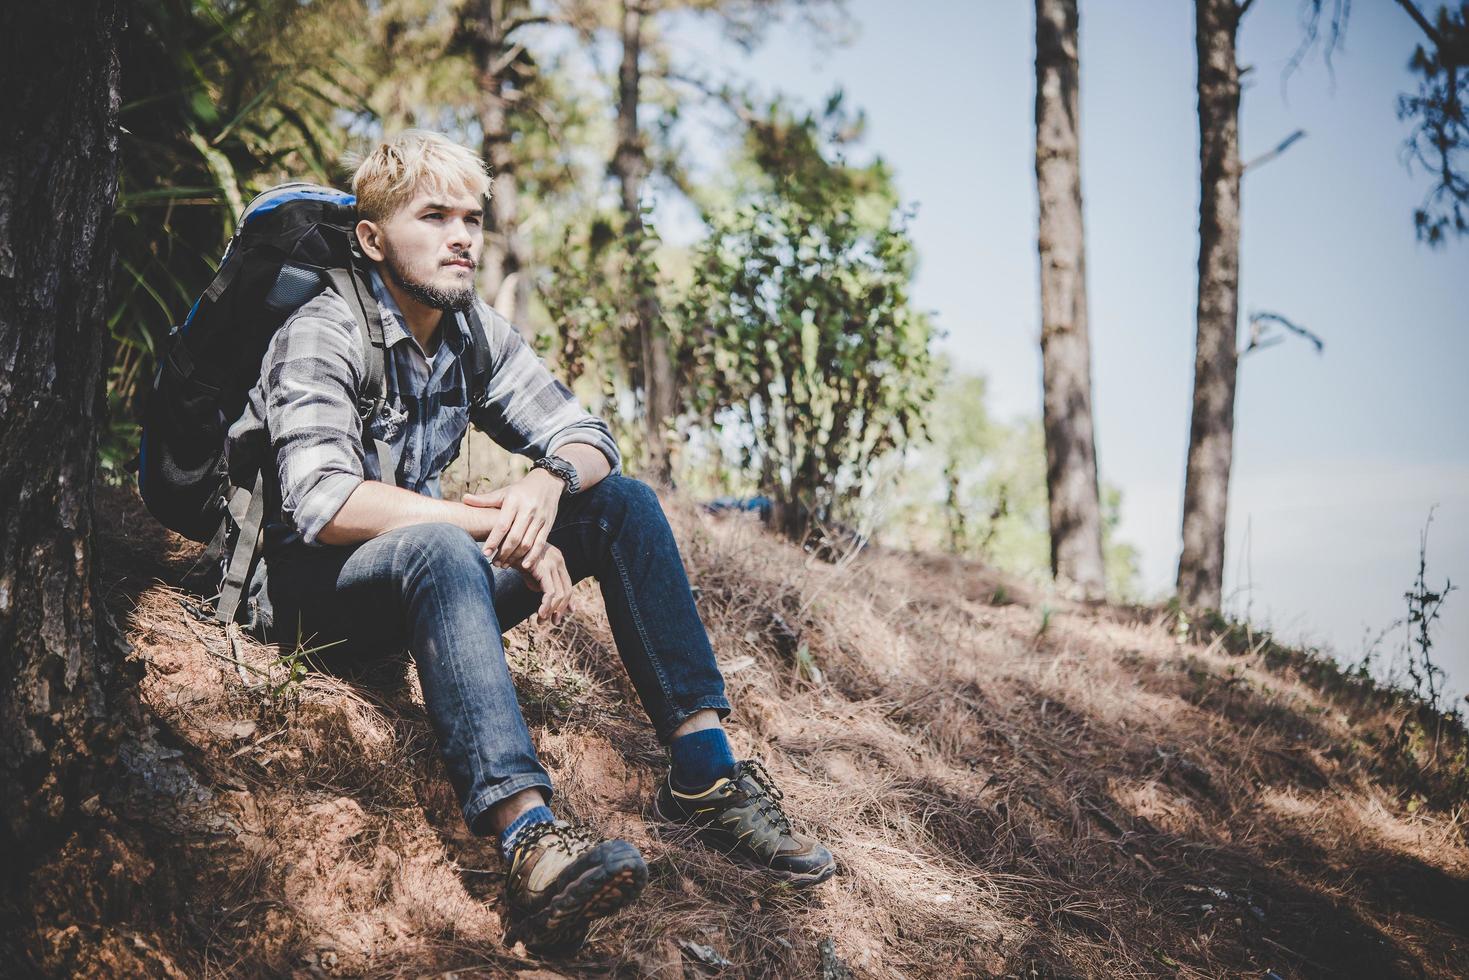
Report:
467,216,482,226
423,212,443,220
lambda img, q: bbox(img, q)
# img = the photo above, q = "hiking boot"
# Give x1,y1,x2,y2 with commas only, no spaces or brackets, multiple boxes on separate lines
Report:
502,820,648,955
652,759,837,886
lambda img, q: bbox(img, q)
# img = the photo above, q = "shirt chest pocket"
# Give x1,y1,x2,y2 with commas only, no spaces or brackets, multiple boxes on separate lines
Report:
425,404,471,478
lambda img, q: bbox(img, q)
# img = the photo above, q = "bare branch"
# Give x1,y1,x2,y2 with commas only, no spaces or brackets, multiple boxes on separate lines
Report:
1241,311,1325,357
505,14,559,37
1393,0,1444,46
1283,0,1351,91
663,69,758,125
1244,129,1306,173
488,41,529,78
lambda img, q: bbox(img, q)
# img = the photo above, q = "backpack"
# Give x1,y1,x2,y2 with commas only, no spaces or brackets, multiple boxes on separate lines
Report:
138,181,493,633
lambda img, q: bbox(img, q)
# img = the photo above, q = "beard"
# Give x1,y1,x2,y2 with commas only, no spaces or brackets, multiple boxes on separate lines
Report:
382,243,477,313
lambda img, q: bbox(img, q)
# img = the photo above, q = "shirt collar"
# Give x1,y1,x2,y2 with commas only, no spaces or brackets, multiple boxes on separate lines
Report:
366,266,470,359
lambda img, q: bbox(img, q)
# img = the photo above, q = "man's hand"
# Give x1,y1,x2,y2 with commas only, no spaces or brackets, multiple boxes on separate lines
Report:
464,468,564,567
515,543,573,625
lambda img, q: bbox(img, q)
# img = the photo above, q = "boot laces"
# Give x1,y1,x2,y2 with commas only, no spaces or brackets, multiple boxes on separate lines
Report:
735,759,793,835
515,819,600,858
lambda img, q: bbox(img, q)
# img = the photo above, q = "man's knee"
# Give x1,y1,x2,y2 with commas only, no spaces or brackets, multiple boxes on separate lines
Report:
580,474,663,525
389,521,486,578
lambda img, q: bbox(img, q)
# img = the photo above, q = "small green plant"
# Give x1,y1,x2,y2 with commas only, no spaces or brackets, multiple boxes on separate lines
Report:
1172,602,1190,646
1036,604,1054,641
794,641,824,684
267,643,310,710
263,633,345,714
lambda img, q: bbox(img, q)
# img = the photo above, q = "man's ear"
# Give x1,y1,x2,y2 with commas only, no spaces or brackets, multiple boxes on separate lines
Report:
355,219,386,262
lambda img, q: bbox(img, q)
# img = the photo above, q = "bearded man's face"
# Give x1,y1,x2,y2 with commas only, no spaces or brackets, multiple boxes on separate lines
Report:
362,184,484,312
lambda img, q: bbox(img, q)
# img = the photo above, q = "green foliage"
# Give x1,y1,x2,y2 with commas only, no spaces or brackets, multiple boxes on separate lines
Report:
538,209,669,469
675,104,935,543
106,0,368,482
538,216,625,392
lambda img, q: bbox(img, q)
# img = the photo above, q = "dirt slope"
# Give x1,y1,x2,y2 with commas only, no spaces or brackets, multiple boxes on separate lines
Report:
19,482,1468,978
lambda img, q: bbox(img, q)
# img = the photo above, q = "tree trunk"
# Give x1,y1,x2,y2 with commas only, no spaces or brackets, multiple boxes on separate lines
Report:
615,0,676,484
1034,0,1106,599
466,0,533,328
0,0,123,852
1177,0,1243,611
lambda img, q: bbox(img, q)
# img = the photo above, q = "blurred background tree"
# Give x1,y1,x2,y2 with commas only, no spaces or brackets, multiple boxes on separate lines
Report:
877,362,1140,601
1034,0,1106,601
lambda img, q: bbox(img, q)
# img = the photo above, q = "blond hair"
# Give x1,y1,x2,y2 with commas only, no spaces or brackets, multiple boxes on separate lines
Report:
350,130,491,222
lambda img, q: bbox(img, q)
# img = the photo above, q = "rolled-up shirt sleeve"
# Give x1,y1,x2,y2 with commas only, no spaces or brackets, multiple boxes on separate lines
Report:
467,300,622,475
262,295,367,545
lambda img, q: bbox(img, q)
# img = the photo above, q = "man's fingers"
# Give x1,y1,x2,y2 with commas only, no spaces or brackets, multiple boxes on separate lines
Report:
481,513,503,561
487,503,527,560
545,560,567,621
465,488,507,508
554,562,573,618
509,516,544,565
500,509,536,565
524,523,554,569
535,558,567,625
482,509,511,557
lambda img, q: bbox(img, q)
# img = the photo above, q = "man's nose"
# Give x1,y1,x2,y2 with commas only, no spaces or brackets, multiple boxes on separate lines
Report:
446,217,475,249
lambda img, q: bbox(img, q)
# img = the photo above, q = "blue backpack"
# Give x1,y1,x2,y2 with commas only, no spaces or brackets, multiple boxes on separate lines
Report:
138,182,491,633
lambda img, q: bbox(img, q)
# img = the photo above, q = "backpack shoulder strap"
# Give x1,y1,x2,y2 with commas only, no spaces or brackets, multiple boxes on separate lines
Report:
215,472,265,626
324,264,399,488
325,266,386,420
464,304,493,405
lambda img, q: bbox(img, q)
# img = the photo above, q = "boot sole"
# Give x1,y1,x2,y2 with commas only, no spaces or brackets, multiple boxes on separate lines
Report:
504,841,648,956
650,795,837,888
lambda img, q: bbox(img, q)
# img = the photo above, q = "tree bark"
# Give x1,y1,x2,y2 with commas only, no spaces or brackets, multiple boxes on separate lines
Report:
465,0,533,328
1034,0,1106,599
1177,0,1243,611
0,0,123,852
615,0,676,484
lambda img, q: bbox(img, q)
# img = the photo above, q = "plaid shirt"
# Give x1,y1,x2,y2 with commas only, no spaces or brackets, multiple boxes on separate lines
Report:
228,268,621,550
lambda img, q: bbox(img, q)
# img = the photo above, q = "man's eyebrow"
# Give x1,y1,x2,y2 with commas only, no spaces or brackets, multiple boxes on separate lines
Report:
421,202,484,217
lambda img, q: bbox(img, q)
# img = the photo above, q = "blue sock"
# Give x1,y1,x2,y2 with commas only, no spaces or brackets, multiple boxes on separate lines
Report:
499,805,555,860
670,727,737,792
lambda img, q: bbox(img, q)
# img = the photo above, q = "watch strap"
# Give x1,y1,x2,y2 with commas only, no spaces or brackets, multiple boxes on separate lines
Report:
533,454,580,495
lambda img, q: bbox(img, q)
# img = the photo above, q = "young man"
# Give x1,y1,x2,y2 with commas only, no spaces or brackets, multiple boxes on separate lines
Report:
227,130,835,952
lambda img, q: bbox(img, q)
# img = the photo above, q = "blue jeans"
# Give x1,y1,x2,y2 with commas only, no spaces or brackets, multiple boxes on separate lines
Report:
263,474,731,835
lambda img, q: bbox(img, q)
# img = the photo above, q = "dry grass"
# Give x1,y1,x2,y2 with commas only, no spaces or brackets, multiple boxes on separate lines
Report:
78,482,1469,978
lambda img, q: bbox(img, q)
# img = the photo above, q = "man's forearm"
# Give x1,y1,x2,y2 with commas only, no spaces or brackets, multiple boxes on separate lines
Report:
557,442,613,492
317,480,496,547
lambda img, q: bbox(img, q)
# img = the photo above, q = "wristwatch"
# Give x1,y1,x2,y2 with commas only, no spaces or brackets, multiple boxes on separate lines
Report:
532,454,580,495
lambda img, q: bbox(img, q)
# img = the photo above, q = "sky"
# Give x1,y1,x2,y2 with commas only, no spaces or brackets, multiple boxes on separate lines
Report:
662,0,1468,704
